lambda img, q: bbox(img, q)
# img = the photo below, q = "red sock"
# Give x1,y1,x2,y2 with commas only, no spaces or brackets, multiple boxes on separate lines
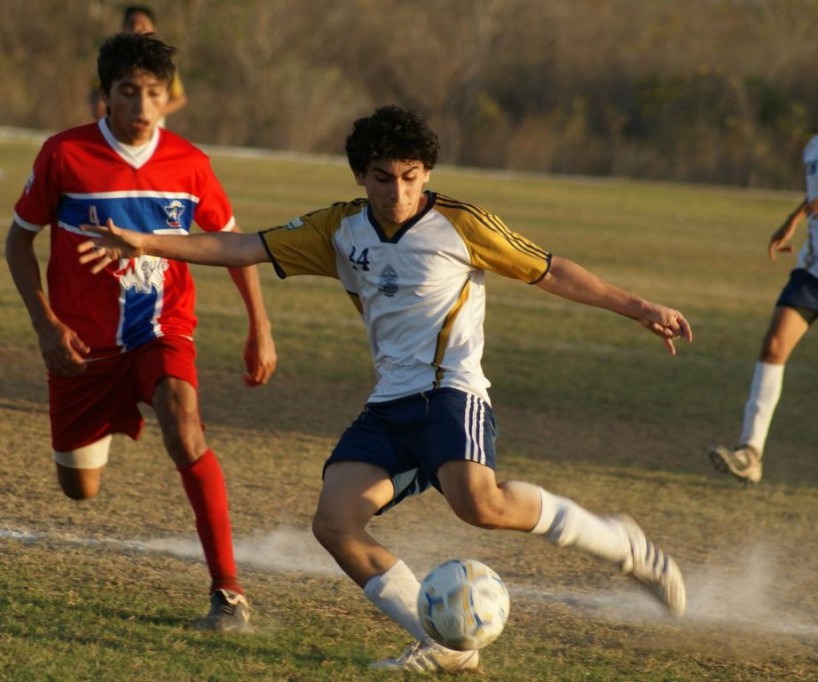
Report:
178,449,243,594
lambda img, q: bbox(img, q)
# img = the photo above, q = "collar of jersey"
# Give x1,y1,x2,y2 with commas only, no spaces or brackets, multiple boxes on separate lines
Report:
367,191,437,243
98,118,160,170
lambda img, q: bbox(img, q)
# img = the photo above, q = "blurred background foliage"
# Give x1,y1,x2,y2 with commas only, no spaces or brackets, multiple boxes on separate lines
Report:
2,0,818,188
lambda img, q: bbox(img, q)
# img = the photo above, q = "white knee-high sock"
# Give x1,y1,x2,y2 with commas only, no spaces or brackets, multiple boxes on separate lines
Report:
363,560,428,641
739,361,784,455
529,487,629,564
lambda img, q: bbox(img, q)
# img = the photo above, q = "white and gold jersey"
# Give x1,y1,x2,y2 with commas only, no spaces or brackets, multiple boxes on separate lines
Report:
800,135,818,276
260,192,551,403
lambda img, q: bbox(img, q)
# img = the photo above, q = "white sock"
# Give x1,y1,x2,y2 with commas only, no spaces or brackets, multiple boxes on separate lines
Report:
363,560,428,642
529,487,629,564
739,361,784,455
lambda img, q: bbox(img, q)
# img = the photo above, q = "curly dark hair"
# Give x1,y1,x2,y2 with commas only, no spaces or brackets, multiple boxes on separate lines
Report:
97,32,176,94
345,106,440,175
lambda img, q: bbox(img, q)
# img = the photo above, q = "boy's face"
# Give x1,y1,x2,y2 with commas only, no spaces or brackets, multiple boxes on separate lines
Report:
103,69,169,145
123,11,156,34
355,159,431,227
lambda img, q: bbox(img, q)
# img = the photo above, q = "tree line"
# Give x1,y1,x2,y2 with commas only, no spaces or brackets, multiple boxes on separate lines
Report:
3,0,818,189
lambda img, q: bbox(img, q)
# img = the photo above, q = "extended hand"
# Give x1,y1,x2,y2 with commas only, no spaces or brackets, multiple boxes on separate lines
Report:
78,218,144,274
639,306,693,356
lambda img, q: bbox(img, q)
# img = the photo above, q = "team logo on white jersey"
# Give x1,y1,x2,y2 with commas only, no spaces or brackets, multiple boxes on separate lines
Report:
378,264,399,297
164,199,185,228
114,255,169,293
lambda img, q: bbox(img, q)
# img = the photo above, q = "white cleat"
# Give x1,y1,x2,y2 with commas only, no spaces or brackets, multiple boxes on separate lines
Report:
616,515,686,617
370,637,480,673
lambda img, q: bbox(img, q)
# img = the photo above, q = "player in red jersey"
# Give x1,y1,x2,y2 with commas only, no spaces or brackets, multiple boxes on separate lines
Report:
5,32,277,631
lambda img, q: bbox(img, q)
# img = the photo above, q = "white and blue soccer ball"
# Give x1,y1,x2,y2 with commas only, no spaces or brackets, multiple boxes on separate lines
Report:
417,558,510,651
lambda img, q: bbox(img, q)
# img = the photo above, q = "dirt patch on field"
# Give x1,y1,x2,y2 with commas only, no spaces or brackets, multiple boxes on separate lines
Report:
1,343,817,679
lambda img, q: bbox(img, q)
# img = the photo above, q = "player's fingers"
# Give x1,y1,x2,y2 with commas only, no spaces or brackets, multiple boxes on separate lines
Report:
675,314,693,342
78,247,105,265
70,336,91,356
89,254,114,275
247,363,273,386
77,238,97,253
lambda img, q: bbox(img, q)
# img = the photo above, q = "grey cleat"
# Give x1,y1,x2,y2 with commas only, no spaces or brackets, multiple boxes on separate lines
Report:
201,589,251,632
708,444,762,485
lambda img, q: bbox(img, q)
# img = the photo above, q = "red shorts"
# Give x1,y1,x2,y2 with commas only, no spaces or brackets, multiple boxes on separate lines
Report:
48,336,198,452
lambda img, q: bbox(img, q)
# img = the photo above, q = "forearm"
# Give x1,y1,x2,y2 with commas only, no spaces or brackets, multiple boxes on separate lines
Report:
228,264,272,333
536,255,648,320
785,197,809,228
138,230,266,267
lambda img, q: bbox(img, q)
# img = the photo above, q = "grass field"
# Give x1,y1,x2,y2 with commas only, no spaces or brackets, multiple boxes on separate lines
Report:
1,131,817,681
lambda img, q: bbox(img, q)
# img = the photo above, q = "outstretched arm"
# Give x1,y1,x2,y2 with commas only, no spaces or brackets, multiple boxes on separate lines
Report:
79,219,269,272
769,197,808,261
79,219,277,385
537,255,692,355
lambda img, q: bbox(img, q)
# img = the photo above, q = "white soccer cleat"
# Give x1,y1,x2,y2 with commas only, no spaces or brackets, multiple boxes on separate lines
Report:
370,637,480,673
708,444,763,485
616,515,686,617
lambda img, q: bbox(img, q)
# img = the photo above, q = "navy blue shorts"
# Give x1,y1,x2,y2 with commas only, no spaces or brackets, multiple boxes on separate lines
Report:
325,387,497,514
776,269,818,322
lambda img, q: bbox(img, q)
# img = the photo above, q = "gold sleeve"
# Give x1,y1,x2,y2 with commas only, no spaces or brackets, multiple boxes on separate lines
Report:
435,195,551,284
259,201,365,279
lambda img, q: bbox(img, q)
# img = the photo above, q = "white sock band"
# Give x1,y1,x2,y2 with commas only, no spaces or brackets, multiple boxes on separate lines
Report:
53,435,112,469
363,560,427,641
530,487,628,564
740,361,784,454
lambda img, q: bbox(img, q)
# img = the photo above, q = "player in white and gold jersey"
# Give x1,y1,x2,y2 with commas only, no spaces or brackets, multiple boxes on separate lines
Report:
81,106,693,674
709,134,818,484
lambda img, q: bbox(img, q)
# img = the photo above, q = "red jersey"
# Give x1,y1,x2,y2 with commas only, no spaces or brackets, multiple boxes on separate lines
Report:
13,119,235,357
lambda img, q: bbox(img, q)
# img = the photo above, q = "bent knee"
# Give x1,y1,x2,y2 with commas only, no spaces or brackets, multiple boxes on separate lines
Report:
312,511,342,550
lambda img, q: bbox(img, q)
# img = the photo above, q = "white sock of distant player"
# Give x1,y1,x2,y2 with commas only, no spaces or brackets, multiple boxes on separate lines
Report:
364,560,429,642
529,487,629,564
739,361,784,455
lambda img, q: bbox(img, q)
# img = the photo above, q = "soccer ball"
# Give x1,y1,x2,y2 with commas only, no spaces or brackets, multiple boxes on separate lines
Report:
417,558,510,651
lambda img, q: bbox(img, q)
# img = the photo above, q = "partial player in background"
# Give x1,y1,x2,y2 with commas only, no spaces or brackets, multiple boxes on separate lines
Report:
6,33,276,631
709,135,818,485
80,105,692,674
89,5,188,125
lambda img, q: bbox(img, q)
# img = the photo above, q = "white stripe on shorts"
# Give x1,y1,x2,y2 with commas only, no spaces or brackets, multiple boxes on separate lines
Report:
464,393,486,464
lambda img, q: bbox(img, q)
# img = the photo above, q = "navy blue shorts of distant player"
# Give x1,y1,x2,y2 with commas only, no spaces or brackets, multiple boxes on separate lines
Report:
325,387,497,514
776,268,818,322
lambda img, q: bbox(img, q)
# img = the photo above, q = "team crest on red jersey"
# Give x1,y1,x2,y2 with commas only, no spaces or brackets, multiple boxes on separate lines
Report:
164,199,185,228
